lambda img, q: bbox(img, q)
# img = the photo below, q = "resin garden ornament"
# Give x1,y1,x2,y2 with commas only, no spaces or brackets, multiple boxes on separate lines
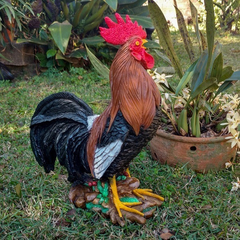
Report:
30,13,164,226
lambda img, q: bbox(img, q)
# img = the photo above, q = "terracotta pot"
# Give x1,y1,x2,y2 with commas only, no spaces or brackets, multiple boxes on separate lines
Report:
150,130,237,173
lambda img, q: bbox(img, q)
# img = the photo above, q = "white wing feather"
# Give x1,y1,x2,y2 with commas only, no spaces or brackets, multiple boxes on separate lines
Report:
87,115,99,130
93,139,123,179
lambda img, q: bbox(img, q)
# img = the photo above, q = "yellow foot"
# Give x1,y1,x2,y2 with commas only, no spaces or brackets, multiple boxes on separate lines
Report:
133,188,164,202
110,175,144,218
126,168,164,202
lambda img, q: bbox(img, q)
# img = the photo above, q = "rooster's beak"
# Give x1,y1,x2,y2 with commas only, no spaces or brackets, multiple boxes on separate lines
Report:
141,39,148,49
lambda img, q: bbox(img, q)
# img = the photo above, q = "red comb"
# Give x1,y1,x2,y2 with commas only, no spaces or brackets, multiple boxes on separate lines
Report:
99,13,147,45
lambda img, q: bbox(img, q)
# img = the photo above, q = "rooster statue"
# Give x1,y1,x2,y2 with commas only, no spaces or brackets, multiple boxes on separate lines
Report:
30,13,164,225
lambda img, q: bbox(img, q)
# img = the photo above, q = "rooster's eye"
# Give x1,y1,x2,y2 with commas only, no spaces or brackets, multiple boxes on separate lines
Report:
135,41,140,46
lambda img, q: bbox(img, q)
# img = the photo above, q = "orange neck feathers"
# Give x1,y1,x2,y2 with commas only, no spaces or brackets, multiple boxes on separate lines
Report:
108,40,160,134
87,40,160,176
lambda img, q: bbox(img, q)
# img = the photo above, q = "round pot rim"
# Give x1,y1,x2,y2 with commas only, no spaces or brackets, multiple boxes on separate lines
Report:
155,129,232,144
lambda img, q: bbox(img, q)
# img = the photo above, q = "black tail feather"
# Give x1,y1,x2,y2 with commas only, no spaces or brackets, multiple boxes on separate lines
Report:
30,92,93,182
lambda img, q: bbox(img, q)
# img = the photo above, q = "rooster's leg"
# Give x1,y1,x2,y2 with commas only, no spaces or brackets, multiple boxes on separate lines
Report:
126,168,164,202
110,175,144,218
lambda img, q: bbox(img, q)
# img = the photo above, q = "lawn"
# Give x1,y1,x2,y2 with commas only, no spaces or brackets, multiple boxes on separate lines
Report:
0,30,239,239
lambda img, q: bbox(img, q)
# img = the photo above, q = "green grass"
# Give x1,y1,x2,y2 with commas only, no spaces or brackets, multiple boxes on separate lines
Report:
0,31,240,239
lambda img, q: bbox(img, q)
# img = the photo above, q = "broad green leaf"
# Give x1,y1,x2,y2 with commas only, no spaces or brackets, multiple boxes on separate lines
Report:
210,52,223,81
207,42,222,79
148,0,183,78
68,48,88,60
192,41,221,87
47,49,57,58
81,36,105,46
48,20,72,54
175,60,198,95
104,0,117,11
16,38,48,45
215,70,240,95
154,50,172,65
204,0,215,79
225,70,240,81
55,50,87,63
86,45,110,81
174,2,195,62
215,81,232,95
190,77,217,100
220,66,234,82
191,50,208,92
55,51,66,60
56,51,76,64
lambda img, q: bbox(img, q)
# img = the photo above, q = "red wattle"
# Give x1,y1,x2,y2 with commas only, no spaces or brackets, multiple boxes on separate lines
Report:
143,51,154,69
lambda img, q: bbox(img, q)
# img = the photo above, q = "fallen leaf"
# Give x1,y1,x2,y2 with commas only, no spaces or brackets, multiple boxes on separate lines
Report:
202,204,212,210
160,232,174,240
66,209,76,216
160,228,174,240
15,183,22,198
55,218,71,227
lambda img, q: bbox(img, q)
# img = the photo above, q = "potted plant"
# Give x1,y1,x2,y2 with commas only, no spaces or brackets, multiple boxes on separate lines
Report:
148,0,240,172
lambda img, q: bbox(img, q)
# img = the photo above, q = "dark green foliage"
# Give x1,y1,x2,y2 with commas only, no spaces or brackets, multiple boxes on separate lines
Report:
15,0,157,70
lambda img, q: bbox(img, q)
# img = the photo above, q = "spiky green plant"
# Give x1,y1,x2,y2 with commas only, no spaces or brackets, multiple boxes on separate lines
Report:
148,0,240,138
